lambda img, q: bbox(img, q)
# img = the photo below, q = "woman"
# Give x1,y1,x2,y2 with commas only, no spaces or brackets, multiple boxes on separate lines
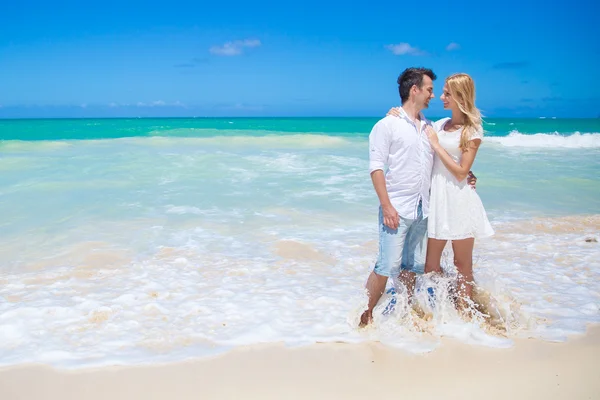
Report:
388,73,494,312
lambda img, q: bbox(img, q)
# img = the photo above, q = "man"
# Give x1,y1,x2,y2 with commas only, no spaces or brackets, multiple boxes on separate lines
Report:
360,67,436,327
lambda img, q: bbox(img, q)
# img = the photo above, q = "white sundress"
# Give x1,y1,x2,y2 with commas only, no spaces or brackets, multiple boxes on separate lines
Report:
428,118,495,240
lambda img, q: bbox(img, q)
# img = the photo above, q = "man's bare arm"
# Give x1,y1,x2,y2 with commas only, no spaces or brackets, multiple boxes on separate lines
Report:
371,170,399,230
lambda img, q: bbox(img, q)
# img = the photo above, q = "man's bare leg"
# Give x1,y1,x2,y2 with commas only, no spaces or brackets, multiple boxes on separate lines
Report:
398,270,417,300
359,271,388,327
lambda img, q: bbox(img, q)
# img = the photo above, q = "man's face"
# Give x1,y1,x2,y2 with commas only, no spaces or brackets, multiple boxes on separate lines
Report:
414,75,435,109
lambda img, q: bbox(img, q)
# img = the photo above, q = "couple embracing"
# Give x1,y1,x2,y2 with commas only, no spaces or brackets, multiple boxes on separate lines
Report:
360,67,494,327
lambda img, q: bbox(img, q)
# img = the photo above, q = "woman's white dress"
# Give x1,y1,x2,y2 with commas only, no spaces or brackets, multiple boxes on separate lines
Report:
428,118,494,240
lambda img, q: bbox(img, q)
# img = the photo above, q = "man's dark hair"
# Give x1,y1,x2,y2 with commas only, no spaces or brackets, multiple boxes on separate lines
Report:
397,67,437,104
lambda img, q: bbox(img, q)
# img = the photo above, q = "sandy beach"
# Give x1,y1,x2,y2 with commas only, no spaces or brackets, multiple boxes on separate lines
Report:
1,325,599,400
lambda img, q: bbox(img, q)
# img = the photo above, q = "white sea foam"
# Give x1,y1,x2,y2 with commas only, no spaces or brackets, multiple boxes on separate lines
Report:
487,131,600,148
1,213,598,369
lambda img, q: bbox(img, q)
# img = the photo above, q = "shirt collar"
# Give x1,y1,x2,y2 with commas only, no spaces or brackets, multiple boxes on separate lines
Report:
397,106,428,127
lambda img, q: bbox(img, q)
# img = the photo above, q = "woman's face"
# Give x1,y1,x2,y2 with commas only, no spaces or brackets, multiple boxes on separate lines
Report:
440,83,459,113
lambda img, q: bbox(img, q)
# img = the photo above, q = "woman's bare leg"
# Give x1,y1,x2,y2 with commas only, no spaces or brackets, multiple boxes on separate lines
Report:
451,238,475,313
424,238,447,274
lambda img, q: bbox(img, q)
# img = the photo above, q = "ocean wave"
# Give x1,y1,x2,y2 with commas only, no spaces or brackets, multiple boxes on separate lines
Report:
0,140,72,152
487,131,600,148
7,129,600,151
143,133,356,148
0,134,357,152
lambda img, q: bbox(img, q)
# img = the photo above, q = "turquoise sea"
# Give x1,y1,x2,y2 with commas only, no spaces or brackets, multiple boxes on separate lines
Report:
0,117,599,368
2,116,600,140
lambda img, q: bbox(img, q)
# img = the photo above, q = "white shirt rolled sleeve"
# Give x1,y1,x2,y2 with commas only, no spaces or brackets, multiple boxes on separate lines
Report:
368,120,390,174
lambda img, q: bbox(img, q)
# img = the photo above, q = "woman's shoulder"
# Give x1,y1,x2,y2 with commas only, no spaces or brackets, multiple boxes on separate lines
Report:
433,117,451,130
469,125,484,140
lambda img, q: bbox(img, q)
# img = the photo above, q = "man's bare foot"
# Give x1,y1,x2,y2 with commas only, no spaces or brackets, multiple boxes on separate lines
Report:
411,303,429,320
359,310,372,327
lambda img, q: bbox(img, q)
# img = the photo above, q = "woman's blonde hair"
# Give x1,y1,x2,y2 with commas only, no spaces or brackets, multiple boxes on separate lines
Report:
446,73,482,151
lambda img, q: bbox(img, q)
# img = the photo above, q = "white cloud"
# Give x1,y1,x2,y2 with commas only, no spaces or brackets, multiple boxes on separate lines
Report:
446,42,460,51
108,102,119,108
151,100,166,106
210,39,261,56
385,42,426,56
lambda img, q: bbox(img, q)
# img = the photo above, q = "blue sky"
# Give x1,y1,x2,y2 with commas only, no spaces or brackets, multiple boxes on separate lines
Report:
0,0,598,118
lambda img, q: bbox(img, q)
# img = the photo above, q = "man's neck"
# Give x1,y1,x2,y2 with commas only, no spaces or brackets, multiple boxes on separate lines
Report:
401,102,422,122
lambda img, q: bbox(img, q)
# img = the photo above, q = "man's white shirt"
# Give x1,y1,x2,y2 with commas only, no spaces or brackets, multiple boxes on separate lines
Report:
368,108,435,220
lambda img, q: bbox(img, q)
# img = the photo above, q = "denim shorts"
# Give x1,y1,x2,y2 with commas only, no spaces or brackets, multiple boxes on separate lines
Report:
373,201,428,277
